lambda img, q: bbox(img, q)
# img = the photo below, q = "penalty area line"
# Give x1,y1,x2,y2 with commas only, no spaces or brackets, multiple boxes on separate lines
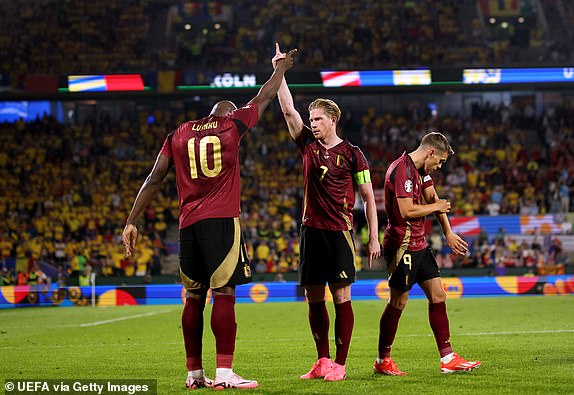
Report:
78,309,172,327
456,329,574,336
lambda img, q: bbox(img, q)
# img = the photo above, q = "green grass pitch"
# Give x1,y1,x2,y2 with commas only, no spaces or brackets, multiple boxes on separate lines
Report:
1,296,573,394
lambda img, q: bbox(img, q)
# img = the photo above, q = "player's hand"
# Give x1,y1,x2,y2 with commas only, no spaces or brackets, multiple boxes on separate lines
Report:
436,199,451,213
274,44,297,72
122,223,139,258
446,231,469,256
272,43,286,70
367,237,381,268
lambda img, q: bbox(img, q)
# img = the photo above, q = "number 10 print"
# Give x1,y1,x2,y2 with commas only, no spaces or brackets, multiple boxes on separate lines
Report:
187,136,223,179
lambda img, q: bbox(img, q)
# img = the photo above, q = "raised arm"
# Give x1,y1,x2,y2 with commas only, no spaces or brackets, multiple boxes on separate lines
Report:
248,46,297,120
272,43,304,139
358,181,381,268
122,153,171,257
423,185,468,256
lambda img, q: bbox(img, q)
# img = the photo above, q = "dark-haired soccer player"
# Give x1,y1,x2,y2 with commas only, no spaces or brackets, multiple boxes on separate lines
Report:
374,132,480,375
122,48,296,390
273,44,380,381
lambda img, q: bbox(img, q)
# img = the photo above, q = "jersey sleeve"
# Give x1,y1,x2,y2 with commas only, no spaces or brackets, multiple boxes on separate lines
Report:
229,103,259,132
351,146,371,185
422,173,434,189
393,161,414,199
159,133,173,159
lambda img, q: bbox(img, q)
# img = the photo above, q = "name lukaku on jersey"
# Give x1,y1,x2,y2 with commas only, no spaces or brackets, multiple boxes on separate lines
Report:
192,121,218,131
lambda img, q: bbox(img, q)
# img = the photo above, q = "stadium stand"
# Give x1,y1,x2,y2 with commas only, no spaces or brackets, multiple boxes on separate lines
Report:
0,0,150,75
1,0,571,85
1,96,572,286
0,1,573,286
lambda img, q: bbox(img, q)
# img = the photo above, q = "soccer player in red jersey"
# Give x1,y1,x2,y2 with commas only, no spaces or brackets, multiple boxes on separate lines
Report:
374,132,480,375
121,48,296,390
273,44,381,381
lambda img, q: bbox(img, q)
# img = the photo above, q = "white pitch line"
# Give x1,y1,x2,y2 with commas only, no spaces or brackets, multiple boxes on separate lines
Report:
78,310,172,327
0,324,78,329
0,341,183,350
455,329,574,336
0,328,572,350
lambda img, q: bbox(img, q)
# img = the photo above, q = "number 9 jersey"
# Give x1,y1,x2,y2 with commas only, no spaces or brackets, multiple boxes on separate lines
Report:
159,104,259,229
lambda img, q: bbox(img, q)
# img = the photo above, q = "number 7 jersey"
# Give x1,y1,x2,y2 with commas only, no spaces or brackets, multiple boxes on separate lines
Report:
295,129,371,231
159,104,259,229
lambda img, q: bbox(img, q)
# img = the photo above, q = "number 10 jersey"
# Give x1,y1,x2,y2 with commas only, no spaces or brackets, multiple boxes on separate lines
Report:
159,104,259,229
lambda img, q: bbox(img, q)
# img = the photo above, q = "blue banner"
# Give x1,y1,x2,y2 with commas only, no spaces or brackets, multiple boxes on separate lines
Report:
1,275,573,309
463,68,574,84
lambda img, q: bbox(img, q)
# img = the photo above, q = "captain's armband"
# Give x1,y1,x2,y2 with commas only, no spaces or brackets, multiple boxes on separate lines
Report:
354,169,371,185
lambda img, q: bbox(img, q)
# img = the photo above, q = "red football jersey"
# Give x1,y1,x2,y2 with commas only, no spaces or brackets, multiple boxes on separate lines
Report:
295,128,371,231
160,104,258,229
383,151,434,253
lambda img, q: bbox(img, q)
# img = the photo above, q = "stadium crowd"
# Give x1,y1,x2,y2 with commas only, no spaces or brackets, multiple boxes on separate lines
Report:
0,0,150,76
0,112,176,286
172,0,482,72
0,97,572,286
429,227,567,274
361,101,551,217
1,0,568,84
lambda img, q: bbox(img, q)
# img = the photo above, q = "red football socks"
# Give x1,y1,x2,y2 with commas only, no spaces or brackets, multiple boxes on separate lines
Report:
378,304,403,358
308,301,330,359
211,294,237,368
182,296,206,371
334,301,354,365
429,302,453,357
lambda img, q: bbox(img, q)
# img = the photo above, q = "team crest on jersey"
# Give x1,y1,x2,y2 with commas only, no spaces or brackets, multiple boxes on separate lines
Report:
404,179,413,193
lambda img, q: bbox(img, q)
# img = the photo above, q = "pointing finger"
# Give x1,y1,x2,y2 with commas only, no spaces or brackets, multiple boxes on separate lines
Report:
287,48,298,57
275,42,281,55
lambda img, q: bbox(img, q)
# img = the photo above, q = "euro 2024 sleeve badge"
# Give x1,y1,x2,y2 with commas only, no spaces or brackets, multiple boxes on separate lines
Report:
404,179,413,193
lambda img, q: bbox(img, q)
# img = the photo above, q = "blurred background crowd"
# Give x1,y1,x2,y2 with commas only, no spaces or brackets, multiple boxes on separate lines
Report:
1,99,572,286
1,0,573,286
0,0,572,82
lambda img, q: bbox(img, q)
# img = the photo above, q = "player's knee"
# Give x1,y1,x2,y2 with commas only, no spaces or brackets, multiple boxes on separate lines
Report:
305,292,325,303
431,291,447,303
390,299,407,310
185,288,208,300
329,284,351,304
306,296,325,303
332,294,350,304
389,295,408,310
305,286,326,303
212,285,236,296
